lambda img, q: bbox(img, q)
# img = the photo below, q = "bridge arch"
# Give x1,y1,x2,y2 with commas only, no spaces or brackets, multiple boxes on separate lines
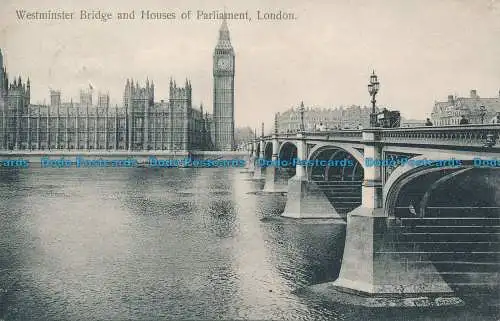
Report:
277,141,298,179
305,143,366,215
278,141,297,160
382,154,500,292
306,143,365,182
264,141,273,161
384,153,499,218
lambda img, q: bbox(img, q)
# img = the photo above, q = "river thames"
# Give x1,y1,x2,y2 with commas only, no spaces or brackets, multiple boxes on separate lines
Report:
0,167,497,320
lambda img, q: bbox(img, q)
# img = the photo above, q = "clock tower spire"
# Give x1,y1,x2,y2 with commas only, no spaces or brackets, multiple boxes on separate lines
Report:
213,17,235,151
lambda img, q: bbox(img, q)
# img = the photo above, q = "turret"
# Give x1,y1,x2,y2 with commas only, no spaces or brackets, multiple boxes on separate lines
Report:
105,92,109,114
125,78,130,91
169,78,191,101
147,78,154,103
215,17,233,52
0,49,4,97
26,78,30,103
123,79,131,108
3,70,8,94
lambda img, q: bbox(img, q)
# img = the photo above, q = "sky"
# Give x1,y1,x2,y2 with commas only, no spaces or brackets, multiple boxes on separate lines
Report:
1,0,499,131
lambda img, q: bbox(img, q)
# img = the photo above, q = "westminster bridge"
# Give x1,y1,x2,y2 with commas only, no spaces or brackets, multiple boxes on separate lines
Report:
243,124,500,305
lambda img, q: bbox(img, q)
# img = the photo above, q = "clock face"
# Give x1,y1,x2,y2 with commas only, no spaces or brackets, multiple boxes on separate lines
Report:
217,57,230,70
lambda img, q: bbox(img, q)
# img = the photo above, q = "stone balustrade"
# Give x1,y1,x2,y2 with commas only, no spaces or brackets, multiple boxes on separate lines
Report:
255,125,500,149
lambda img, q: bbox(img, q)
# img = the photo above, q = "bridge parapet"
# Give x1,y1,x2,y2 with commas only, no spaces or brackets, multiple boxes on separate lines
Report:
258,125,500,149
302,130,363,141
271,130,363,142
378,125,500,148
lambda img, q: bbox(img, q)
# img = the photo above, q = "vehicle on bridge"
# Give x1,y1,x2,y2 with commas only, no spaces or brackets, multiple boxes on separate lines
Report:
376,109,401,128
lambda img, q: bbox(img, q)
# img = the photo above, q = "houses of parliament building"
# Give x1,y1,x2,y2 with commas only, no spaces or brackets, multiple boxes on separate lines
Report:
0,20,236,151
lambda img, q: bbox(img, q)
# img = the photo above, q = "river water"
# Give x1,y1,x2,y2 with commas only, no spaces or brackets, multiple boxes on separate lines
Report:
0,167,497,320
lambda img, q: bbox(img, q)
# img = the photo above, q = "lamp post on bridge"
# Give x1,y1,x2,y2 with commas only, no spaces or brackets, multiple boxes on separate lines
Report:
274,112,279,136
272,113,279,163
299,101,305,133
253,128,257,155
259,122,265,160
479,105,487,124
368,70,380,127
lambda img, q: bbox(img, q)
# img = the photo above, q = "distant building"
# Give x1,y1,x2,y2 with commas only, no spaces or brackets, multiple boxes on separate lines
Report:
400,118,425,127
431,89,500,125
277,103,380,133
0,48,213,151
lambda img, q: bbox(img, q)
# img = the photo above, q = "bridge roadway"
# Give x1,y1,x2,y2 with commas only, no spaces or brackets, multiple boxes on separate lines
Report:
243,124,500,307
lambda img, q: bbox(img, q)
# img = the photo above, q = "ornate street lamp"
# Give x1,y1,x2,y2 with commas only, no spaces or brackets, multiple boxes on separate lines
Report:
484,133,497,148
299,101,305,132
368,70,380,127
274,112,279,135
479,105,487,124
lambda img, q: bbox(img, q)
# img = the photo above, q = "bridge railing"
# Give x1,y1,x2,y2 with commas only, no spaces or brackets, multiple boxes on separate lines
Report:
255,125,500,149
378,125,500,148
267,130,363,141
302,130,363,140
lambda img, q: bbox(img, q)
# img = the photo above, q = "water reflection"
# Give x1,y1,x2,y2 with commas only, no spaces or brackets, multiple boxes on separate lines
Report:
0,167,497,320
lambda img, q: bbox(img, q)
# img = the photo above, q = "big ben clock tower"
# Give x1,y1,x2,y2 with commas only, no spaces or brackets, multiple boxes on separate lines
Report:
213,18,235,151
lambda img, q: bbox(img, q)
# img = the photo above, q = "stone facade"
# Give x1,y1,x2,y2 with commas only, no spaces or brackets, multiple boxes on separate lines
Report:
277,104,379,133
431,89,500,125
0,50,215,152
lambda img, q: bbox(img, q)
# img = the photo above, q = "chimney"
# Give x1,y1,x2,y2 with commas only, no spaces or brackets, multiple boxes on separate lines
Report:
447,95,454,104
470,89,477,99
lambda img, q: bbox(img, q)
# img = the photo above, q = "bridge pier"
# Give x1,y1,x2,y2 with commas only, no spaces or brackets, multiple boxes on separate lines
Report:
263,135,287,192
281,133,344,220
250,139,259,173
262,166,288,193
244,139,257,174
252,137,265,180
243,142,256,173
309,130,460,306
246,155,256,173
